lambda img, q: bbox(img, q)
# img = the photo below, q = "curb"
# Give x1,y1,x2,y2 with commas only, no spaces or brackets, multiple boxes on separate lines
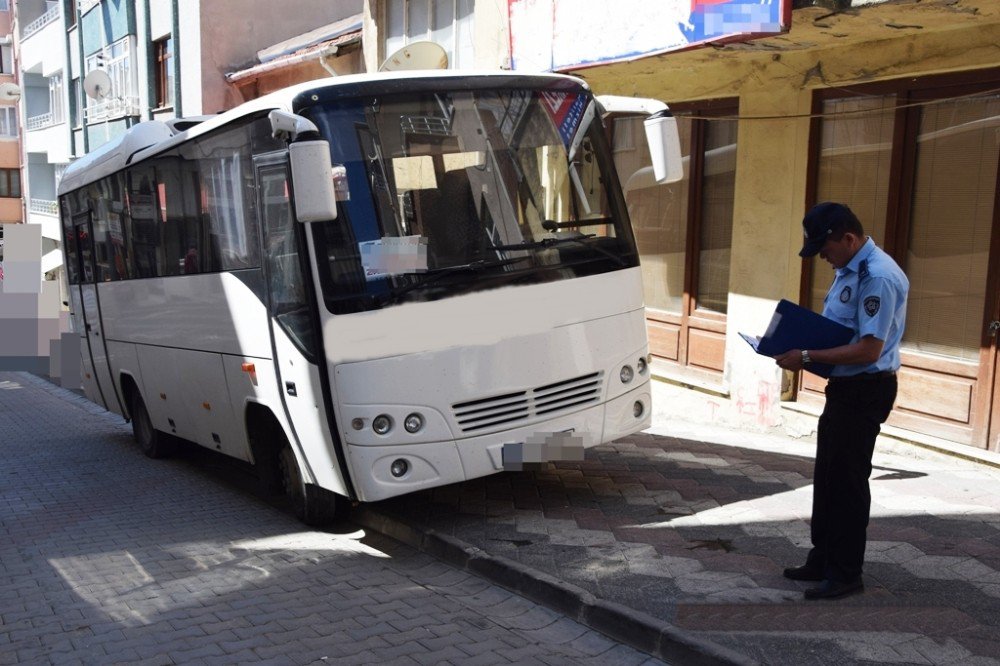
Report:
354,505,757,666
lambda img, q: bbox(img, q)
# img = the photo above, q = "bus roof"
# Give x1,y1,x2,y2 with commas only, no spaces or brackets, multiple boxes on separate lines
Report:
58,70,588,197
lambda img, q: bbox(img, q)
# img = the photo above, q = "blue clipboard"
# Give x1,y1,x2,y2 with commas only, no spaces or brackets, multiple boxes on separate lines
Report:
740,299,854,378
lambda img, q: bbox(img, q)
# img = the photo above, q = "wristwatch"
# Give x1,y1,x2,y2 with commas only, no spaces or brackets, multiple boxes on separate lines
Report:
801,349,812,365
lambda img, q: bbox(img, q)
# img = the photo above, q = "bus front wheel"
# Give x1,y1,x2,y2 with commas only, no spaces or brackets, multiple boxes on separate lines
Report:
279,444,308,522
130,392,172,458
278,443,348,526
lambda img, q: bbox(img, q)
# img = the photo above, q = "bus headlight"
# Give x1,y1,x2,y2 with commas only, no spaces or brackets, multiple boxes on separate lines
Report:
636,357,647,375
404,413,424,433
372,414,393,435
620,365,634,384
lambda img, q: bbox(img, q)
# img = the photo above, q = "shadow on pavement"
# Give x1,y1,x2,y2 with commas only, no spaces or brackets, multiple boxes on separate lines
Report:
370,433,1000,665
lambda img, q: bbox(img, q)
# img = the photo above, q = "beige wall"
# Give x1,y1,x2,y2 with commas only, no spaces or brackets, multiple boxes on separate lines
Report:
573,2,1000,432
199,0,363,113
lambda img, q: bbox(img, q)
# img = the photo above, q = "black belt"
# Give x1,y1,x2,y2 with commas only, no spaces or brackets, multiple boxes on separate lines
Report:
827,370,896,384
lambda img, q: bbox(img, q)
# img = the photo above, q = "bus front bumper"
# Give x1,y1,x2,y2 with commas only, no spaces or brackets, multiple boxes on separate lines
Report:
347,381,651,503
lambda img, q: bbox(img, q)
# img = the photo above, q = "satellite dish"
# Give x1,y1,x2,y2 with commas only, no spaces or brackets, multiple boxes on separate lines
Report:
379,41,448,72
83,69,112,100
0,82,21,104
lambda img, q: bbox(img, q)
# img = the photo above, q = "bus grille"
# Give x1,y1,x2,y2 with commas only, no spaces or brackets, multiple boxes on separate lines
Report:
452,372,603,434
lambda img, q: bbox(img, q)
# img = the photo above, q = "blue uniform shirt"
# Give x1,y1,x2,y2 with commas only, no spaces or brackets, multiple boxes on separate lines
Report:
821,237,909,377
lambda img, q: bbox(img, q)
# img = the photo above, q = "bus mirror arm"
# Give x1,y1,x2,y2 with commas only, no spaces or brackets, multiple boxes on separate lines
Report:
269,110,319,142
595,95,684,185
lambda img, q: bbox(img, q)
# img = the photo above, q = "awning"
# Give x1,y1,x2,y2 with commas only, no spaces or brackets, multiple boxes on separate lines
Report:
225,15,362,84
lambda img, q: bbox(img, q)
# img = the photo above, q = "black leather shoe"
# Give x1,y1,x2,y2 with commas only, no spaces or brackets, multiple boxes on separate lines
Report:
783,565,824,581
804,578,864,600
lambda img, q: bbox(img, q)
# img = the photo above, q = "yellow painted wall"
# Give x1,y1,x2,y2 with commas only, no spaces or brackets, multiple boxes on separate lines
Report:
572,1,1000,432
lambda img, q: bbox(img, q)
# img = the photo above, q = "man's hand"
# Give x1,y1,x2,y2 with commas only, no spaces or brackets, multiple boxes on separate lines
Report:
775,349,804,371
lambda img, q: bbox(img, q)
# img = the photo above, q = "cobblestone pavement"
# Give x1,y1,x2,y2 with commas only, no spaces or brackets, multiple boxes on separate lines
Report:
373,412,1000,665
0,372,663,666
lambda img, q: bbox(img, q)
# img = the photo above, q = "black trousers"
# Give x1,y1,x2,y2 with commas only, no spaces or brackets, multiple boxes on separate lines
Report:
804,373,898,582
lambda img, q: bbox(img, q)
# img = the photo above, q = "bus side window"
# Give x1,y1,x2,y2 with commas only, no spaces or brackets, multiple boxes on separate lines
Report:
126,169,160,279
154,154,201,277
197,125,260,271
85,181,114,283
61,199,80,285
104,173,131,280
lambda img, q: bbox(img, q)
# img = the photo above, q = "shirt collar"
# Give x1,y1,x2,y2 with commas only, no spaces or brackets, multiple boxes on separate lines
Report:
838,236,875,276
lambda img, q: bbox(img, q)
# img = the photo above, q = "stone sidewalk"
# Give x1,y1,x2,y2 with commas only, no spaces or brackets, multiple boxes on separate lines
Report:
361,410,1000,665
0,372,664,666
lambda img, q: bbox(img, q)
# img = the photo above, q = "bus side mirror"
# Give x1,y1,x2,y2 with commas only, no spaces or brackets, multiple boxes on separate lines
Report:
289,139,338,223
595,95,684,185
643,112,683,184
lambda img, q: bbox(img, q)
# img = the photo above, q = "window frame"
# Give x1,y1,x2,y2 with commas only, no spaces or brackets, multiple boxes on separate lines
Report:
0,107,17,138
153,36,173,110
804,67,1000,309
0,168,21,198
0,44,12,74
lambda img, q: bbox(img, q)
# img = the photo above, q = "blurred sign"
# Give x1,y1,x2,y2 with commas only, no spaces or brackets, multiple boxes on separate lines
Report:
509,0,792,71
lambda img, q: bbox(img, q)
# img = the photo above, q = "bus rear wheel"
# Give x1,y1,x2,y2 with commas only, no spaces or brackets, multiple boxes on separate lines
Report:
130,392,172,458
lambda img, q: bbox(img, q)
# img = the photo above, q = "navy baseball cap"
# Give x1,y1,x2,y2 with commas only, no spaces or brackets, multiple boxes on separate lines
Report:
799,202,857,258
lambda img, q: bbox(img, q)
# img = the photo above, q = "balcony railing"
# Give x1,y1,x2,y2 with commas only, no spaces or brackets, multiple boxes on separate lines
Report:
29,199,59,217
27,112,54,131
23,5,60,39
85,96,141,122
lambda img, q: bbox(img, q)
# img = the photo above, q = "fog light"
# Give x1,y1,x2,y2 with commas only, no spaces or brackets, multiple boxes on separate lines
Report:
404,413,424,433
390,458,409,478
620,365,634,384
633,401,644,418
372,414,392,435
351,418,364,431
637,357,647,375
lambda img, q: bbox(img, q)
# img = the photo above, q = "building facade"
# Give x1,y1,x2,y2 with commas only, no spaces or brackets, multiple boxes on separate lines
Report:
11,0,367,281
567,0,1000,454
0,0,21,229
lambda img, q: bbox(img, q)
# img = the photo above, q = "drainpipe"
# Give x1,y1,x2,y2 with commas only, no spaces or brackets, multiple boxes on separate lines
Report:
171,0,181,117
142,0,153,121
76,2,87,154
61,3,73,151
318,45,340,76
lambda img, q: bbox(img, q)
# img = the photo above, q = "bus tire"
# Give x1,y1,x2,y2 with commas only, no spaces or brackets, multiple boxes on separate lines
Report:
278,443,348,526
130,391,172,458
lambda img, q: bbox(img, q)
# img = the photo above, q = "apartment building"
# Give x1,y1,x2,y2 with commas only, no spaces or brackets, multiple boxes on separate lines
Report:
1,0,363,378
0,0,22,228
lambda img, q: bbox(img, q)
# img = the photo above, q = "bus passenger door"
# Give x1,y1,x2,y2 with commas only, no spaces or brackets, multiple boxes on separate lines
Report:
72,212,117,411
255,156,348,496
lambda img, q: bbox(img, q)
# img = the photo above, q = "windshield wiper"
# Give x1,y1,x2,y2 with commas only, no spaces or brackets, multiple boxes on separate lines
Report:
492,233,625,266
541,218,613,231
374,256,530,306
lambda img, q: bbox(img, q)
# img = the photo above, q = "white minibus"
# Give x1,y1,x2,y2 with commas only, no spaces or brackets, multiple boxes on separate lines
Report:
58,71,681,523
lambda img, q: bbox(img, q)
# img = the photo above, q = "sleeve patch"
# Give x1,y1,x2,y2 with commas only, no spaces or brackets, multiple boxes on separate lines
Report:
864,295,881,317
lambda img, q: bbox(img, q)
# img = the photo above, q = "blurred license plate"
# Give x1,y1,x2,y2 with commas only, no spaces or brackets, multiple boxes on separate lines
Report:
502,430,584,471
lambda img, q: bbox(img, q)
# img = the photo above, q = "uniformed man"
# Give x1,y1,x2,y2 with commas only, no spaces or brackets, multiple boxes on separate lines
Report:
775,202,909,600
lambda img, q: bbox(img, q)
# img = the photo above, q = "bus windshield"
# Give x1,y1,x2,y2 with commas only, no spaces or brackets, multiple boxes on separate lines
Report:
306,85,637,313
